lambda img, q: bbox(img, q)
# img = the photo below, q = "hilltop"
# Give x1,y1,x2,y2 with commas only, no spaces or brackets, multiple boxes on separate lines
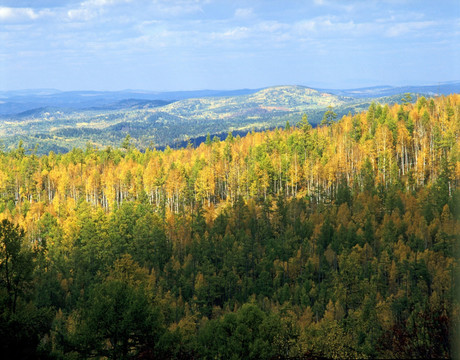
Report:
160,85,348,118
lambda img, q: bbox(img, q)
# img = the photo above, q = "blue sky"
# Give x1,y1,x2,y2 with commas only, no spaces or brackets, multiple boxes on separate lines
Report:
1,0,459,91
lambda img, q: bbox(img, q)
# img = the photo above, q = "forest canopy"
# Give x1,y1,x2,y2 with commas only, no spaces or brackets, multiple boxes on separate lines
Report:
0,95,458,359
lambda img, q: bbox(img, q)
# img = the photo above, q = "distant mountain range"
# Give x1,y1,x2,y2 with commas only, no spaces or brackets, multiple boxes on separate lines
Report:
1,81,458,116
0,82,458,154
0,88,261,116
319,81,460,98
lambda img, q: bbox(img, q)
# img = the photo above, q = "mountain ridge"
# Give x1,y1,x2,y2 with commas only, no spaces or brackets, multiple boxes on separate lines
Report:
1,81,459,116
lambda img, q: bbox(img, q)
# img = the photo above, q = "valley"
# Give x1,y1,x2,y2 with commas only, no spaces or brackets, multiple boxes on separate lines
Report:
1,82,458,154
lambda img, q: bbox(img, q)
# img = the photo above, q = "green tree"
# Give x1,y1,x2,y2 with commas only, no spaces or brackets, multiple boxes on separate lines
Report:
320,106,337,126
0,220,34,313
205,132,212,146
121,133,133,151
401,93,412,105
65,259,164,359
0,220,52,358
361,158,375,193
285,120,291,131
298,113,312,133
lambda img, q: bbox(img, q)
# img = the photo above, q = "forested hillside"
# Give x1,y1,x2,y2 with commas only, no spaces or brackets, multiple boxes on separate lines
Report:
0,86,422,154
0,95,458,358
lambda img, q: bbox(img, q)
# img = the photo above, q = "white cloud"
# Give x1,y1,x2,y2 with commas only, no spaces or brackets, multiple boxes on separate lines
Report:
0,7,43,22
211,26,250,41
294,17,365,36
234,8,253,19
150,0,213,18
64,0,206,22
67,8,95,20
385,21,435,37
312,0,355,12
155,4,203,17
295,20,316,33
82,0,131,7
66,0,132,21
256,21,286,33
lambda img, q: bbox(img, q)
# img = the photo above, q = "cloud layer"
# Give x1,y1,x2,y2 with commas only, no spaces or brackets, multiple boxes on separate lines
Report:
1,0,458,90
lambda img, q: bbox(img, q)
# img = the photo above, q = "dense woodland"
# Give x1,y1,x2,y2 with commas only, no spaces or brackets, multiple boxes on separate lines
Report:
0,95,458,359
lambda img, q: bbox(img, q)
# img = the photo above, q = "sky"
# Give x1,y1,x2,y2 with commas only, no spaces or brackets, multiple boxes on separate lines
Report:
0,0,459,91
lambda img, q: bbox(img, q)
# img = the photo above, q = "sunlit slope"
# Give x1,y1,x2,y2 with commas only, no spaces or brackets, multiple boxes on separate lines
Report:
159,85,347,119
0,85,416,153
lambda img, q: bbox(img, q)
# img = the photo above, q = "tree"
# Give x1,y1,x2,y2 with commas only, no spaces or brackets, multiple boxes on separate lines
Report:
320,106,337,127
361,158,375,193
401,93,413,105
121,134,133,151
0,220,34,313
298,113,312,133
226,131,234,143
0,219,52,358
65,258,164,359
205,132,212,146
285,120,291,131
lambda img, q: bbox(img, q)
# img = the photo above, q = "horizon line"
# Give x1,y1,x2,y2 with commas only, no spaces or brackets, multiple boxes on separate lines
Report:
1,80,459,94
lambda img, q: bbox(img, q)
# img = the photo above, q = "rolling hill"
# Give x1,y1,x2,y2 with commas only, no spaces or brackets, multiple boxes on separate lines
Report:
0,83,458,154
